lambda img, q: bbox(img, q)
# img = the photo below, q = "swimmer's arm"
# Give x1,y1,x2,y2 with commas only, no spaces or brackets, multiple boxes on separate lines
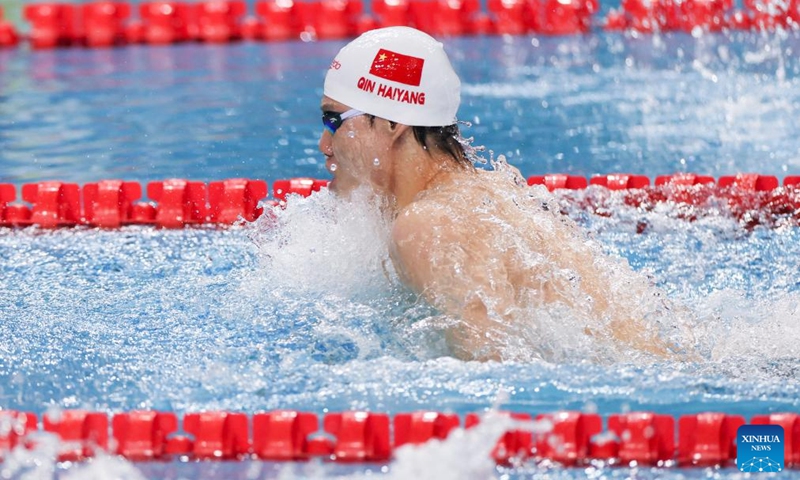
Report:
390,208,514,362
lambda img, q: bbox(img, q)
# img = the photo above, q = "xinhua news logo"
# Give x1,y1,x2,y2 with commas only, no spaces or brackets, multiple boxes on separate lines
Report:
737,424,784,473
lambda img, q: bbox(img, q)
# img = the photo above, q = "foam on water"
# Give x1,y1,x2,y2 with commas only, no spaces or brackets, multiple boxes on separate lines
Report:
60,455,148,480
247,188,396,300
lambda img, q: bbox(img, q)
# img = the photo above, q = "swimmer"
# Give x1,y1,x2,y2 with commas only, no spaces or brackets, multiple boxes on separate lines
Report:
319,27,683,362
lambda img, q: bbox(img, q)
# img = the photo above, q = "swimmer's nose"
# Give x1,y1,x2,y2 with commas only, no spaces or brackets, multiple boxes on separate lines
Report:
319,130,333,158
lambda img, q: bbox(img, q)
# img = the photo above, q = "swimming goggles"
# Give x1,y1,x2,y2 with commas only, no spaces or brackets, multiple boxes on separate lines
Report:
322,109,365,135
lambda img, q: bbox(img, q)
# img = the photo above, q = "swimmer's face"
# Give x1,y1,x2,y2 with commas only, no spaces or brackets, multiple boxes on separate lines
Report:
319,96,393,197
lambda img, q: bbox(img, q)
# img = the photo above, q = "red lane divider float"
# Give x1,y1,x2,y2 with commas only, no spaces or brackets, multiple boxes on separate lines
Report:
655,172,716,186
22,181,82,228
83,180,144,228
1,409,800,467
208,178,268,223
535,411,602,465
138,0,195,44
11,0,799,51
252,410,319,460
11,0,795,51
322,411,392,461
678,412,744,466
530,172,800,230
271,177,328,202
0,6,20,47
605,412,674,465
394,411,460,447
195,0,247,43
112,411,179,460
465,411,535,464
179,411,251,459
589,173,650,189
0,177,288,229
42,410,110,462
3,173,800,229
147,179,208,228
0,411,36,454
603,0,797,33
10,0,634,51
83,1,131,47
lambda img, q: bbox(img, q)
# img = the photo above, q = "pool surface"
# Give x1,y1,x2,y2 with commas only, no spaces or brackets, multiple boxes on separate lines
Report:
2,29,800,478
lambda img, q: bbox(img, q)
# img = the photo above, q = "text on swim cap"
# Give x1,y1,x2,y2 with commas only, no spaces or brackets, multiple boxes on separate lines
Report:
357,77,426,106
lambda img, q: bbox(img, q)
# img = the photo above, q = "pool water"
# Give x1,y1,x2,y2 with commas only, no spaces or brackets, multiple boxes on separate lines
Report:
2,30,800,478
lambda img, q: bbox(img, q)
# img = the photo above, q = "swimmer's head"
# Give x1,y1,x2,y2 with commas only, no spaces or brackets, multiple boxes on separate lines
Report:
323,27,461,127
320,27,470,199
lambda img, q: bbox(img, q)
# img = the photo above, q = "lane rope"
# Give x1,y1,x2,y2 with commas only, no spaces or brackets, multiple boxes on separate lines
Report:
0,409,797,467
0,0,788,50
1,173,799,229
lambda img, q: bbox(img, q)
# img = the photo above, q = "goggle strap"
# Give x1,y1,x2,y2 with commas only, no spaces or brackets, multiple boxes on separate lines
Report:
339,109,364,121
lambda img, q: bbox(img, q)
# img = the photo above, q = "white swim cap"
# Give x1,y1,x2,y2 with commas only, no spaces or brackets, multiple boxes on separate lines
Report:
324,27,461,127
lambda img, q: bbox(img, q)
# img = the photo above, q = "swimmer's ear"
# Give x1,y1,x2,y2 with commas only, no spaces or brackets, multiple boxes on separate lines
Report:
387,121,411,140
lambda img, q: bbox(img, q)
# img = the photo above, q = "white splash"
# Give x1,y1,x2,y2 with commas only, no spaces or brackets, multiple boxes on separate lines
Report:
0,431,146,480
325,409,559,480
558,186,800,367
238,176,698,365
61,453,148,480
246,187,396,300
694,290,800,361
0,432,60,480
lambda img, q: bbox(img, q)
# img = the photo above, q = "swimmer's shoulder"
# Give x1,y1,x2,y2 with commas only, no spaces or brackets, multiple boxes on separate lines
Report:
392,185,474,251
390,198,457,286
393,195,454,239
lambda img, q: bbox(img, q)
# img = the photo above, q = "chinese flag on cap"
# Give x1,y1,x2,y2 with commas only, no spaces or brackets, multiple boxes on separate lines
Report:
369,48,425,87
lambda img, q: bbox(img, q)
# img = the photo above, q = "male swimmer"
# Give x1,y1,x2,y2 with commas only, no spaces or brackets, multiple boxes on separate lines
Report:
318,26,681,361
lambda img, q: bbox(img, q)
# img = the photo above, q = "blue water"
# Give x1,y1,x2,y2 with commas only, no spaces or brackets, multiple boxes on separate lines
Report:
3,32,800,184
3,31,800,478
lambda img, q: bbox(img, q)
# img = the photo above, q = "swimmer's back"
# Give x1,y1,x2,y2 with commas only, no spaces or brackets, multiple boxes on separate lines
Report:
391,166,680,360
